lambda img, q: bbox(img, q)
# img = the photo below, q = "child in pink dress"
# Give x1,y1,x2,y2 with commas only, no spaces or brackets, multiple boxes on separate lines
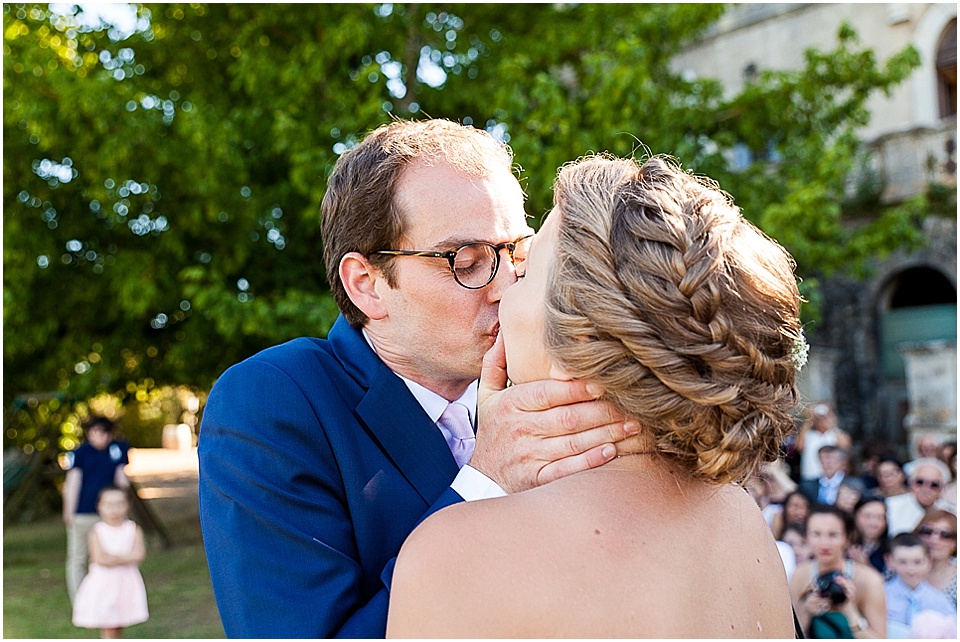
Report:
72,486,149,638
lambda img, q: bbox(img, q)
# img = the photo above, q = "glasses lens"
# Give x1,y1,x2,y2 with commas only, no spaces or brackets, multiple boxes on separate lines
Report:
453,244,498,288
915,479,942,489
511,236,533,269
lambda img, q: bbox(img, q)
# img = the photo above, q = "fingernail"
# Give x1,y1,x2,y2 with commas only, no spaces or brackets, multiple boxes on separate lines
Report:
586,383,602,397
601,444,616,460
624,421,640,435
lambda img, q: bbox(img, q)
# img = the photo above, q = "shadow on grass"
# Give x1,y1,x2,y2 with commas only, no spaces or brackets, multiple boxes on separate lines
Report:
3,514,224,639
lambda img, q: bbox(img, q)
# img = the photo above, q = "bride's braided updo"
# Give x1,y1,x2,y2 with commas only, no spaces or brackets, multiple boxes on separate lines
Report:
546,155,802,485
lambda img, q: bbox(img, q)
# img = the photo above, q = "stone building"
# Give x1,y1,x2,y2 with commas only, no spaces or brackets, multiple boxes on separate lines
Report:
672,4,957,457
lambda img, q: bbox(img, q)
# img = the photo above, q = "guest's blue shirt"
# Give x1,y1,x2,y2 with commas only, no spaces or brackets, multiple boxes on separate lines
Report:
884,575,955,633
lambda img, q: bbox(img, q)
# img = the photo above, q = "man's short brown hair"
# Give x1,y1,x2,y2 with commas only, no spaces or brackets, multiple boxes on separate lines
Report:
321,119,515,327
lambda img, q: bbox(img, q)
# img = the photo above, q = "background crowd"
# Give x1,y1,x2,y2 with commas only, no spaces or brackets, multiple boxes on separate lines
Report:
749,403,957,638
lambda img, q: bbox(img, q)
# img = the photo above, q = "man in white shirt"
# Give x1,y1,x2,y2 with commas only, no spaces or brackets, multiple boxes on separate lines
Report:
799,444,848,505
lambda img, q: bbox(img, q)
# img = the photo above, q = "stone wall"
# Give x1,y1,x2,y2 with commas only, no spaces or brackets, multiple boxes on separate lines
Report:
814,216,957,452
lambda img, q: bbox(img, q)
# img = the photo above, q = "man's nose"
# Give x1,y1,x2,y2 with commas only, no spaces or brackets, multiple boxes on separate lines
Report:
486,251,518,301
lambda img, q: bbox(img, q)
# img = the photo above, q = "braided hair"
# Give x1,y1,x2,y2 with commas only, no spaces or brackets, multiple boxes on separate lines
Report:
547,155,802,484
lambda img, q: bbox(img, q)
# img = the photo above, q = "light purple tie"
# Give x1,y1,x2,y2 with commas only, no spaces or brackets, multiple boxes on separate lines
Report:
438,402,475,468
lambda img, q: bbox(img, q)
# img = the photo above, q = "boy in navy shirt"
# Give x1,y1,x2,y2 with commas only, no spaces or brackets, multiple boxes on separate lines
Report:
62,416,130,602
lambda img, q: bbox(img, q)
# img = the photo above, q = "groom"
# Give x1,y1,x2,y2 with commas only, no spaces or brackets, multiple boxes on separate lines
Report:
198,119,633,638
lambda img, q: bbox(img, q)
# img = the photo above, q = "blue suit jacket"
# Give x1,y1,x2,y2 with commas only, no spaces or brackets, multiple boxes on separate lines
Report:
198,315,464,638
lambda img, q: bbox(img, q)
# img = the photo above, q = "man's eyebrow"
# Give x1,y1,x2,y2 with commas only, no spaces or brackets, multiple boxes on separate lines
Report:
431,236,478,250
429,233,534,250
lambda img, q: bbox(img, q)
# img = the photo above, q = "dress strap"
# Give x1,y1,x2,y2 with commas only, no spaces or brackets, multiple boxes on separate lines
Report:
844,559,854,579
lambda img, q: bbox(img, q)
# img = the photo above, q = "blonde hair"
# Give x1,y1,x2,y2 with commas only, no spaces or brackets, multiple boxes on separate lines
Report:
547,155,802,484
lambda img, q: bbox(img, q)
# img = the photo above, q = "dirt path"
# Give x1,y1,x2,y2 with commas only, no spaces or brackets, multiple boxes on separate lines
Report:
125,447,201,547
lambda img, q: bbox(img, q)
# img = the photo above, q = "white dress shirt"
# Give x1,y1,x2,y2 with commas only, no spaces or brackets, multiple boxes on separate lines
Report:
818,472,845,505
362,329,506,501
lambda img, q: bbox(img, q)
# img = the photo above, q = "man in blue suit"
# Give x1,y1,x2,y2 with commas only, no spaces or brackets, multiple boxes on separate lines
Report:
199,119,635,638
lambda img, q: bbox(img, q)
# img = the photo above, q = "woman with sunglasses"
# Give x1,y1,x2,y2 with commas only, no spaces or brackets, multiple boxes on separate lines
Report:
386,155,801,637
888,457,952,536
914,509,958,605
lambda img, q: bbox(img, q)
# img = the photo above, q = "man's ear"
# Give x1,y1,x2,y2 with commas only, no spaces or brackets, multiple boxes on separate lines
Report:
340,252,387,321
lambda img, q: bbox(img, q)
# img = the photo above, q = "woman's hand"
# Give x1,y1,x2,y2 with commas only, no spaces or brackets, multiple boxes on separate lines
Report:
472,332,633,492
834,575,861,620
801,587,832,618
847,544,868,565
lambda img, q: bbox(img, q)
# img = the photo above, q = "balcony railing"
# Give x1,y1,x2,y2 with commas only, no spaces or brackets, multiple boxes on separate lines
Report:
865,119,957,202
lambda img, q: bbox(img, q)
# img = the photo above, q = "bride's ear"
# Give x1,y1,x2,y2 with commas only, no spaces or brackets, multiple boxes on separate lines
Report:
340,252,387,320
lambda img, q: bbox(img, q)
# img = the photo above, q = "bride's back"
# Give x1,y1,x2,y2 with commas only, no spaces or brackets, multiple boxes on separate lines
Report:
389,461,794,638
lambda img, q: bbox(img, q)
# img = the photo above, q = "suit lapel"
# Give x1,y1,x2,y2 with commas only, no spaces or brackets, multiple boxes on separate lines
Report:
329,315,459,504
357,365,459,504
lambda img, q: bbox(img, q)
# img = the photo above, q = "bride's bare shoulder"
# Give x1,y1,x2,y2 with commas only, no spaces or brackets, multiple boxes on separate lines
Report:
400,491,545,566
387,493,549,637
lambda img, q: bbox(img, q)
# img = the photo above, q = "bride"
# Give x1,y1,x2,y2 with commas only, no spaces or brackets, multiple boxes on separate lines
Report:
386,154,802,637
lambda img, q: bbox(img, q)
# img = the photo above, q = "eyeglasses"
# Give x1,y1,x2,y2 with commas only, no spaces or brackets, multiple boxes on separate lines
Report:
371,235,534,289
912,478,942,490
917,525,957,539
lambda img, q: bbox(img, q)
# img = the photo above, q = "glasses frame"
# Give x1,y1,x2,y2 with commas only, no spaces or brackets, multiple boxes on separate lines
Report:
912,478,943,490
370,234,534,290
917,525,957,539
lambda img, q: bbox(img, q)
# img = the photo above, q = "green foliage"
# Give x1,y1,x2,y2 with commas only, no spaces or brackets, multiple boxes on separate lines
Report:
3,4,930,440
711,24,924,280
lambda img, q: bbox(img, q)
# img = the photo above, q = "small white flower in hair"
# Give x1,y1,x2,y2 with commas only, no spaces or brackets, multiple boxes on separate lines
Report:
791,329,809,372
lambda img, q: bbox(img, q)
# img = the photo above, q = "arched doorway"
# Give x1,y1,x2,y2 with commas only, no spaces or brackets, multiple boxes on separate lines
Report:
878,266,957,448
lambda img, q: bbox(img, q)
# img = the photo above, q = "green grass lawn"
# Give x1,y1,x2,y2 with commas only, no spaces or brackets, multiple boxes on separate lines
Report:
3,515,225,638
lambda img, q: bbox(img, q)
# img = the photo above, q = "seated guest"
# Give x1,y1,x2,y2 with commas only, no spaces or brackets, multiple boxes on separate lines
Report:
772,490,812,540
884,533,956,638
888,458,951,536
914,509,958,606
877,456,910,498
781,522,813,567
848,494,889,578
855,439,892,491
789,504,886,638
758,461,798,529
835,477,866,516
799,445,848,506
915,432,944,460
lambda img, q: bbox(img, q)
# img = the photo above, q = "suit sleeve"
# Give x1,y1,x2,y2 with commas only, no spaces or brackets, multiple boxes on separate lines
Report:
198,357,463,638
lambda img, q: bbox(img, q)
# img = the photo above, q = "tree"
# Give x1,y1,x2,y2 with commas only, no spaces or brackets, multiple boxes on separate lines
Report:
4,3,926,445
